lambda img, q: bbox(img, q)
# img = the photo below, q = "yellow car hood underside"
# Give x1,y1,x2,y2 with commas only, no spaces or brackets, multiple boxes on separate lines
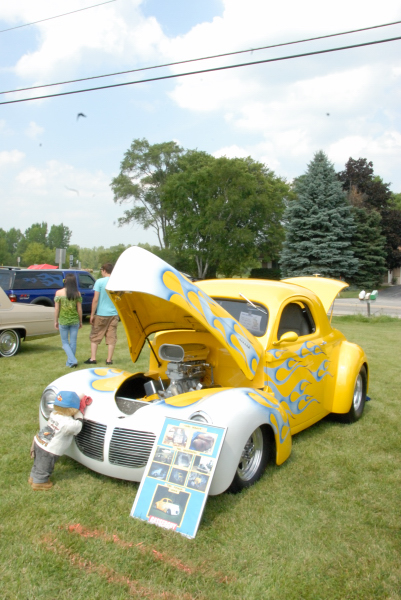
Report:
107,247,263,380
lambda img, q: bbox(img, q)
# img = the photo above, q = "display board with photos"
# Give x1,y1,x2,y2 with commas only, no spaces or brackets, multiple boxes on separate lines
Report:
130,417,226,538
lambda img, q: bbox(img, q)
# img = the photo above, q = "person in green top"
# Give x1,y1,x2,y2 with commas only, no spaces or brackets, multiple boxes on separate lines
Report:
54,273,83,368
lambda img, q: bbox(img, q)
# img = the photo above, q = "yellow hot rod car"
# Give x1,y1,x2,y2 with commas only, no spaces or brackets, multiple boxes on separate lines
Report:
39,247,368,494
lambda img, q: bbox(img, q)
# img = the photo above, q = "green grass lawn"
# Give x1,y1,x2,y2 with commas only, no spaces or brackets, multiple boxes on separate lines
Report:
1,318,401,599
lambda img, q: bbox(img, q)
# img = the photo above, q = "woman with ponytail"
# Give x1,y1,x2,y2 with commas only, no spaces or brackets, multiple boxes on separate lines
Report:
54,273,83,367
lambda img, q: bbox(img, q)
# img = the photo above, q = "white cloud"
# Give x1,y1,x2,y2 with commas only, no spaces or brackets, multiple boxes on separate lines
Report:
25,121,44,139
4,1,166,83
213,145,250,159
0,149,25,167
3,159,158,247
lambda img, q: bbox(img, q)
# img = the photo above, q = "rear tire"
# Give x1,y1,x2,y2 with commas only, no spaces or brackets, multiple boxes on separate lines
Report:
31,297,53,307
0,329,21,357
335,366,367,423
228,426,271,493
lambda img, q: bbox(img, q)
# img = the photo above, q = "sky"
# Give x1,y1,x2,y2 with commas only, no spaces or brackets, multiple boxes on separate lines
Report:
1,0,401,249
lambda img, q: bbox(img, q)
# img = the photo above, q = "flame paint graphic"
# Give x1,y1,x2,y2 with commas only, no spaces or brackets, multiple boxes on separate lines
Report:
244,389,290,444
89,368,133,392
265,342,331,416
161,269,260,376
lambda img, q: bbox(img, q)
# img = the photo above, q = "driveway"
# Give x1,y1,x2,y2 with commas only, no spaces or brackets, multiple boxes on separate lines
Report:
332,287,401,318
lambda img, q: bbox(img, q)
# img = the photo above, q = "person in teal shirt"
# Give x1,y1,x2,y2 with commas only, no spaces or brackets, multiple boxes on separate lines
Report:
84,263,118,365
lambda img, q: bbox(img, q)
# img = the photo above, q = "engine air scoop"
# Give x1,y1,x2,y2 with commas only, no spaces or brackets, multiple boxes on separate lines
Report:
159,343,209,363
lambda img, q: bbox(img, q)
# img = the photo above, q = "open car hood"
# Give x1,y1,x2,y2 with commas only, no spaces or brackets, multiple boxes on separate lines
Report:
282,276,348,313
107,247,263,380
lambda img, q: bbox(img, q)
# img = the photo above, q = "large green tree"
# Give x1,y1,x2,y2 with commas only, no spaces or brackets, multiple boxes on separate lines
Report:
21,242,55,267
348,206,387,289
0,229,12,265
338,158,401,270
280,151,358,279
163,152,290,278
48,224,72,249
111,138,183,249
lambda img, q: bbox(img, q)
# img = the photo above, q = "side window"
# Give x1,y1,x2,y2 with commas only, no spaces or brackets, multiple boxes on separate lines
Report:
277,302,315,339
14,271,64,290
36,272,64,289
0,271,12,290
78,273,95,289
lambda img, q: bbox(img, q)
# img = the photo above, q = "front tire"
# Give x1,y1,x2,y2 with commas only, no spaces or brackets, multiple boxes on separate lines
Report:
0,329,21,357
228,426,271,493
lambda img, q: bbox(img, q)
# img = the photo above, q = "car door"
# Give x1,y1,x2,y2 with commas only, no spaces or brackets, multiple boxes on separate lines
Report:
265,298,335,433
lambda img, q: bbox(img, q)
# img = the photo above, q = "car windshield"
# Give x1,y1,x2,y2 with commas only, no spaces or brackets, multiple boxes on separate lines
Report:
0,271,12,290
212,298,268,337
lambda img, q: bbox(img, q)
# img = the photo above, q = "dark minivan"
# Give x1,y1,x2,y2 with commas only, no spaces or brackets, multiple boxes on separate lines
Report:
0,268,96,315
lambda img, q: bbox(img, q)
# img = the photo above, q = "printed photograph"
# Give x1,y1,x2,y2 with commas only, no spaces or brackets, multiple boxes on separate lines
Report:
189,431,216,454
148,461,169,481
154,445,174,464
174,451,193,468
148,484,190,526
168,467,188,486
193,455,214,474
187,472,209,492
163,426,189,448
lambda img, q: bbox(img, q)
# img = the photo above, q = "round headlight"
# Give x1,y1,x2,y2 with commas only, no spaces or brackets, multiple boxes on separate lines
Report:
40,388,57,419
189,411,211,424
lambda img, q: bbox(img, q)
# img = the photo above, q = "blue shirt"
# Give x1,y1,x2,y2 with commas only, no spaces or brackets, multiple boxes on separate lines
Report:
94,276,118,317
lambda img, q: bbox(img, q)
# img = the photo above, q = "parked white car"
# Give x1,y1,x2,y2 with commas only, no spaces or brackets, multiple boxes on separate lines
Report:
0,287,56,357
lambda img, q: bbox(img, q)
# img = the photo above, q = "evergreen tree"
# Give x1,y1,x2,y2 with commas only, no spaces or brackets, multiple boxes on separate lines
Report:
338,158,401,270
280,151,358,279
348,207,387,289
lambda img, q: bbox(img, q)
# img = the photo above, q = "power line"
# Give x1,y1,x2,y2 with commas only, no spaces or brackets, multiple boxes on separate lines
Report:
0,0,117,34
1,35,400,106
2,19,401,96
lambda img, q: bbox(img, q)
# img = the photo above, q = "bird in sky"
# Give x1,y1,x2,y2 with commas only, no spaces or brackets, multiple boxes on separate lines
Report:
77,113,87,120
65,186,79,195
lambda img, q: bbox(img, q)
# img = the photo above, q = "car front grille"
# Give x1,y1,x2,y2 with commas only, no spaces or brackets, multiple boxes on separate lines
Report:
75,420,107,461
109,428,156,468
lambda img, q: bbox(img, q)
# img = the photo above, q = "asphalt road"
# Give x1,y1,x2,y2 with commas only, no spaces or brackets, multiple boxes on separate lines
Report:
331,287,401,318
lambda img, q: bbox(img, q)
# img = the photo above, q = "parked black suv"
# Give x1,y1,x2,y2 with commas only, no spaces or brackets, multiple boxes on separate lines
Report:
0,268,96,315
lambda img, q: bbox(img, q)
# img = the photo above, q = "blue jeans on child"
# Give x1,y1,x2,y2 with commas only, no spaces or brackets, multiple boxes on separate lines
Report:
59,323,79,366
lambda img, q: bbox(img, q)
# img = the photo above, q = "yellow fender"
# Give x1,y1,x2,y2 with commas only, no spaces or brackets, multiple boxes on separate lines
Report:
330,341,369,414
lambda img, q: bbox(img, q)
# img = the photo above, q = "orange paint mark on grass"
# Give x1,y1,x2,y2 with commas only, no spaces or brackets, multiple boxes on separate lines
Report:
63,523,232,583
41,534,195,600
66,523,192,574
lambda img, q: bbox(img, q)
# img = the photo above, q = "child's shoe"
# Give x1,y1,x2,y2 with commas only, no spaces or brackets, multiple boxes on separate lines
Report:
32,481,53,491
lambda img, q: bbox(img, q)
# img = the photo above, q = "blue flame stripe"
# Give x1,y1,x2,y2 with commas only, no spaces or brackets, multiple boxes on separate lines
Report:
160,267,260,375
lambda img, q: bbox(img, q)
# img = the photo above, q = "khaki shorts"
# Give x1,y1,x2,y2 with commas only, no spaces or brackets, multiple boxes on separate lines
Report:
90,315,119,346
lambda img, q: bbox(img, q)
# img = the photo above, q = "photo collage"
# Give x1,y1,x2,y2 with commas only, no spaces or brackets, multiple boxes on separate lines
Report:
131,418,226,537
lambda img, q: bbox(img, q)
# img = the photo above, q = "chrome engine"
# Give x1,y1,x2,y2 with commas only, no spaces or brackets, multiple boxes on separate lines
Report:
145,343,211,399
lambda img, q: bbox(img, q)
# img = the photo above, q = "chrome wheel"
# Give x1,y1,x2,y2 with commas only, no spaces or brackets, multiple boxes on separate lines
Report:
237,427,265,482
0,329,20,357
353,373,363,412
333,365,367,423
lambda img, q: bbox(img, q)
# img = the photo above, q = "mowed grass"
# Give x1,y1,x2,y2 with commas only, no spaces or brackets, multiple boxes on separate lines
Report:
1,318,401,600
